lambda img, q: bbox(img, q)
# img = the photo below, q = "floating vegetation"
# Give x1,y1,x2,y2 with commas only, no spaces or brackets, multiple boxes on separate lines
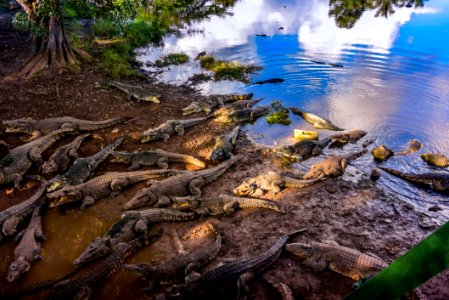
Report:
265,101,291,125
155,53,189,67
199,55,261,82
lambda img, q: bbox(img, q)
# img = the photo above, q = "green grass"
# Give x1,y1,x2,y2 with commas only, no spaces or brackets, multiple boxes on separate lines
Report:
199,55,261,82
155,53,189,67
265,101,291,125
91,19,120,39
124,20,166,47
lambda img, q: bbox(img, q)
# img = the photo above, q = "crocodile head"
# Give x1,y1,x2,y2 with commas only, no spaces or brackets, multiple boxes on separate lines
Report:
42,160,59,175
233,179,256,196
123,187,156,210
182,101,203,115
285,242,314,259
210,148,228,162
47,177,68,193
6,256,30,282
110,151,132,164
47,186,82,207
3,118,35,134
141,130,161,143
73,237,110,267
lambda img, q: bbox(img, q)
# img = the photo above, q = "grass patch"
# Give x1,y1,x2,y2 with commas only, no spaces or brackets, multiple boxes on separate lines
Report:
124,20,166,47
265,101,291,125
155,53,189,67
91,19,120,39
199,55,261,83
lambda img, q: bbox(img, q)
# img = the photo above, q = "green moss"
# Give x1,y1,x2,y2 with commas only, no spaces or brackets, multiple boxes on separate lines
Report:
265,101,291,125
199,55,261,83
155,53,189,67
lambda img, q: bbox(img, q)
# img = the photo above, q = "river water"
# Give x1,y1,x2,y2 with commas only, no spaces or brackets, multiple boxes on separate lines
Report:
137,0,449,211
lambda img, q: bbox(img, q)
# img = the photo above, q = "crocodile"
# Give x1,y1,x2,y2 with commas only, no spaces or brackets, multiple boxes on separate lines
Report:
213,98,263,117
185,229,306,297
6,204,45,282
210,125,240,161
47,136,124,192
105,80,161,103
302,149,367,180
111,149,206,170
329,130,367,147
47,169,184,210
141,117,210,143
171,193,285,216
421,153,449,168
253,78,285,85
218,105,270,124
233,171,326,197
0,128,72,187
272,137,331,161
396,139,423,155
289,107,344,131
0,178,47,242
379,167,449,193
74,209,196,267
122,223,222,286
2,116,131,141
47,234,160,300
182,93,253,115
285,240,388,280
124,155,241,210
42,133,91,175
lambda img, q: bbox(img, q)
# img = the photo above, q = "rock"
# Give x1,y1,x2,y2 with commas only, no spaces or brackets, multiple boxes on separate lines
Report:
111,128,119,134
371,145,394,161
370,168,381,181
428,205,442,212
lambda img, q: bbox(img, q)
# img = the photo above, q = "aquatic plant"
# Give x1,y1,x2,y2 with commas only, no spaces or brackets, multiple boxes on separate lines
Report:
155,53,189,67
199,55,261,82
265,101,291,125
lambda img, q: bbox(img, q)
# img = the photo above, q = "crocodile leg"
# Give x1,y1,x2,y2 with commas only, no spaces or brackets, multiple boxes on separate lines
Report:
28,148,44,164
11,173,24,188
74,285,91,300
170,228,187,255
110,178,128,193
223,201,240,215
154,195,171,208
23,130,43,142
128,161,141,170
35,226,46,242
2,215,22,236
68,148,79,159
60,122,78,130
127,92,133,101
80,196,96,210
270,180,283,194
189,178,205,197
162,134,170,143
156,156,169,169
174,125,185,135
237,272,254,299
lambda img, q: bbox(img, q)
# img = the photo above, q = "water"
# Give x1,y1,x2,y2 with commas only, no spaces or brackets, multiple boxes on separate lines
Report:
137,0,449,211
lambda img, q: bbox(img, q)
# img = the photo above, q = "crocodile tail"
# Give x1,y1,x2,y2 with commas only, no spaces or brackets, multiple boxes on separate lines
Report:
79,116,133,131
379,167,418,182
175,154,206,169
203,155,241,184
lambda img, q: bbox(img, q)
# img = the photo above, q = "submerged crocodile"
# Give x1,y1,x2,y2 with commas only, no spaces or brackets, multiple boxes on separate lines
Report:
111,149,206,170
6,204,44,282
285,240,388,280
124,155,241,210
210,125,240,161
233,171,326,197
302,150,367,180
0,178,47,241
2,116,131,141
380,167,449,193
185,229,306,297
217,106,270,124
171,193,285,216
289,107,344,131
272,138,331,161
74,209,196,267
47,235,160,300
421,153,449,168
329,130,367,147
141,117,209,143
105,80,161,103
42,133,91,175
123,223,222,286
47,137,124,192
0,129,72,187
253,78,285,85
182,93,253,115
47,169,183,210
395,139,423,155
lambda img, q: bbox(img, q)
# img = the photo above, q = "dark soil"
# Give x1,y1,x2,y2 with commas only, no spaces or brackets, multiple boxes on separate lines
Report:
0,9,448,300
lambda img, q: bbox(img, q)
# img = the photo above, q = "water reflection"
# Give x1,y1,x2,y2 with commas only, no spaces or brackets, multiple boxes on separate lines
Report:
138,0,449,210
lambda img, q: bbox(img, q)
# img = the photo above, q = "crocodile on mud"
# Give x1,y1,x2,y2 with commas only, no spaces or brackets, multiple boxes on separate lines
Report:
6,204,45,282
122,223,222,287
184,229,306,298
0,129,72,187
285,240,388,281
47,169,184,210
123,155,241,210
47,136,124,192
0,178,47,241
210,125,240,161
141,117,210,143
233,171,327,197
379,167,449,193
272,138,331,162
47,234,160,300
171,193,285,216
182,93,253,115
289,107,344,131
302,150,367,180
111,149,206,170
2,116,131,141
213,98,262,117
42,133,91,175
217,105,270,124
329,130,367,147
74,209,196,267
421,153,449,168
104,80,161,103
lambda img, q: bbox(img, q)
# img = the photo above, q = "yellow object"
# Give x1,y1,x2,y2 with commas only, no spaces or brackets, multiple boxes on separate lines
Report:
294,129,319,141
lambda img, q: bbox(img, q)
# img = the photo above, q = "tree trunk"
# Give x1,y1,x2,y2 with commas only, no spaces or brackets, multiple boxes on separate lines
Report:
19,0,91,78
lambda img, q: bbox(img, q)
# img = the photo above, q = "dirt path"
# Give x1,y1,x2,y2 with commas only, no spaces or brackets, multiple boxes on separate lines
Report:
0,10,448,300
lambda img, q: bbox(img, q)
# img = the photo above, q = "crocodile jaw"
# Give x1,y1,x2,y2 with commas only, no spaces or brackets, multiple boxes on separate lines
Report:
285,242,313,259
141,131,160,143
73,237,110,267
123,188,154,210
6,256,30,282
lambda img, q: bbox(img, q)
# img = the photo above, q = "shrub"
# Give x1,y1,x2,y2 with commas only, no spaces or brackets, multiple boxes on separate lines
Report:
199,55,261,82
155,53,189,67
265,101,291,125
92,19,120,38
124,20,166,47
101,49,137,79
12,12,29,32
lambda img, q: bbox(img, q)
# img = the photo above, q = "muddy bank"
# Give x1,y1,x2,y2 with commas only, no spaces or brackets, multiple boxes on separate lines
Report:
0,14,448,300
